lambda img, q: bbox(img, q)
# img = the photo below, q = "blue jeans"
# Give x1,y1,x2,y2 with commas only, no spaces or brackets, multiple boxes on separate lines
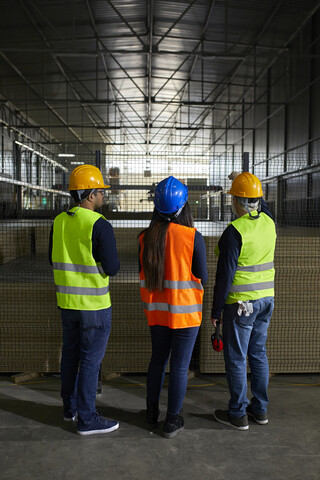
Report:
60,307,112,424
147,325,199,415
222,297,274,417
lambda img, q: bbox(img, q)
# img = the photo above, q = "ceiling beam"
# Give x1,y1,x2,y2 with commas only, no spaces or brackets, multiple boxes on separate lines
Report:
4,48,310,60
85,0,146,152
200,0,320,156
106,0,146,48
178,0,288,153
2,32,289,53
16,0,110,150
150,0,217,152
154,0,198,48
7,123,254,130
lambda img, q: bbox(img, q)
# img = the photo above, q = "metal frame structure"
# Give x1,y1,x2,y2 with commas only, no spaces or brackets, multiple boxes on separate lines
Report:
0,0,319,163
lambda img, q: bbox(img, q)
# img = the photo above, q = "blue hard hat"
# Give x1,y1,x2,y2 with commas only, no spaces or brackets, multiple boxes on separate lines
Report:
154,176,188,214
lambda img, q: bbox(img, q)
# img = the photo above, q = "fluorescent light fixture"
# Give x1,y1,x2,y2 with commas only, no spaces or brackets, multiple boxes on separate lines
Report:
58,153,75,157
70,161,85,165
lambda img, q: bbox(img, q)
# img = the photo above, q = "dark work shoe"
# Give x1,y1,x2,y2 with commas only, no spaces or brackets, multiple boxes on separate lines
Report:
64,412,77,422
163,413,184,439
64,409,77,422
77,412,119,436
213,409,249,431
247,405,268,425
146,402,160,425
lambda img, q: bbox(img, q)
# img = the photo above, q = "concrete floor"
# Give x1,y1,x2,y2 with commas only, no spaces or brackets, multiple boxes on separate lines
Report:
0,374,319,480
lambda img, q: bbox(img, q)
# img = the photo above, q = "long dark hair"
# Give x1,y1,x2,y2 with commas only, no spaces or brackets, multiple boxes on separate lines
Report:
139,202,194,292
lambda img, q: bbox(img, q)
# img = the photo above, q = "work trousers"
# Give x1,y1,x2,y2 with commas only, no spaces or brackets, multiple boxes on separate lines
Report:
223,297,274,417
147,324,199,415
60,307,111,424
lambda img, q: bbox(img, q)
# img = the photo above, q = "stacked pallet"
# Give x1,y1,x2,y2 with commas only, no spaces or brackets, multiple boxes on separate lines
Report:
0,222,319,374
0,272,62,372
200,236,226,373
102,227,152,374
0,223,32,264
267,229,320,372
199,228,320,373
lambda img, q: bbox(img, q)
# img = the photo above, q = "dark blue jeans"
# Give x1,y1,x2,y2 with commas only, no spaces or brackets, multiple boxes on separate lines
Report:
60,307,111,424
222,297,274,417
147,325,200,415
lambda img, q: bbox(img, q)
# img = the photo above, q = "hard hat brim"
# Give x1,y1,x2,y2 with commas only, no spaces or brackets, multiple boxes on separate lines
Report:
68,184,111,190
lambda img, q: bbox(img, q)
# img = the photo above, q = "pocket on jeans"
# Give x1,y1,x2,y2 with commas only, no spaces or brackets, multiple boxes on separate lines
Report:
235,305,255,328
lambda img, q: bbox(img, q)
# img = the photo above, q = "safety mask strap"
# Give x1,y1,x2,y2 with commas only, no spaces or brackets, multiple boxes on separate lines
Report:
239,198,261,220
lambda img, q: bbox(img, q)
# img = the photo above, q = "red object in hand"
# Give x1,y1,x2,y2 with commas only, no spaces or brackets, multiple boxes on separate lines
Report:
211,322,223,352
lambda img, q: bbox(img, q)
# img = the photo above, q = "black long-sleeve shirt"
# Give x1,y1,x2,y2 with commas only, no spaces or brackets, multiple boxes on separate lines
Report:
49,216,120,277
211,199,274,319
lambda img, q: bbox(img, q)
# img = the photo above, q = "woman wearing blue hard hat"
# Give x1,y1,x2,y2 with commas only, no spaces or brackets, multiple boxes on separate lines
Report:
139,176,208,438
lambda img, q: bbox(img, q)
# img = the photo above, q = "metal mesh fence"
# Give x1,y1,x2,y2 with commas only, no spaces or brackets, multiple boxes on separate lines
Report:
0,148,319,374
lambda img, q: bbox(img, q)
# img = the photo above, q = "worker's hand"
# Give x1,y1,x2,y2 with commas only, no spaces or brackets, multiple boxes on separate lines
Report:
228,171,240,181
211,317,222,328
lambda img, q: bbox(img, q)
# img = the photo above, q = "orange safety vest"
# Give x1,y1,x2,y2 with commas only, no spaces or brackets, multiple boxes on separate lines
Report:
139,223,204,329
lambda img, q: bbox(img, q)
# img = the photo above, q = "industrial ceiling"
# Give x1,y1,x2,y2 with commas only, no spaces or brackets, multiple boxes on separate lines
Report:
1,0,320,162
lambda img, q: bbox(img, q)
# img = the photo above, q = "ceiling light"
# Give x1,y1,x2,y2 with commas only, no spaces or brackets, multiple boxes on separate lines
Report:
58,153,75,157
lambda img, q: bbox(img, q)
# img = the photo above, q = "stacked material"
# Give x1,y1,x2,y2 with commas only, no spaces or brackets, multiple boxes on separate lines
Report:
266,229,320,373
0,261,61,372
0,223,32,265
200,236,226,373
102,227,152,374
0,221,319,374
199,228,320,373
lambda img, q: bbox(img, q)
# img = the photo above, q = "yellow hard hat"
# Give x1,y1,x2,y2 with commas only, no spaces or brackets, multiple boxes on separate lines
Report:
68,164,110,190
228,172,263,198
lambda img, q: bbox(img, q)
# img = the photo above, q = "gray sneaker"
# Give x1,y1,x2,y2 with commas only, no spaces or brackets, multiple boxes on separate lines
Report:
213,409,249,431
163,413,184,438
247,405,268,425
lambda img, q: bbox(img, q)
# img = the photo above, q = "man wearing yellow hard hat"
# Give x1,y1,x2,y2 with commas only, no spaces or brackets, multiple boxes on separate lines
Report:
49,164,120,435
211,171,276,431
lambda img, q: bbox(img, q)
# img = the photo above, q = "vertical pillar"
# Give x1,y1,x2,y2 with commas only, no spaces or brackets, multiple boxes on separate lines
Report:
14,142,22,214
1,125,4,173
307,14,315,222
266,68,271,178
284,104,288,173
242,152,249,172
241,99,245,155
220,192,225,221
95,150,101,170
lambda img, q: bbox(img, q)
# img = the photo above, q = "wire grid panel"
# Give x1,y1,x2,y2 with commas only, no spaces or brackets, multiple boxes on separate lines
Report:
0,151,319,373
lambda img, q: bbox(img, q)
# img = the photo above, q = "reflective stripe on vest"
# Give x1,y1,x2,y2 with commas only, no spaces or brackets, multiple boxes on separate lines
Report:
139,223,204,329
52,207,111,310
140,279,203,291
225,212,276,304
56,285,110,296
53,262,105,274
229,281,274,293
236,261,274,273
142,302,202,314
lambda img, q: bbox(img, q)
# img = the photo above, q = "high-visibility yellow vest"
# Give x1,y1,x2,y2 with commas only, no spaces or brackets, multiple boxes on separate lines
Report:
139,223,204,329
52,206,111,310
224,212,276,304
